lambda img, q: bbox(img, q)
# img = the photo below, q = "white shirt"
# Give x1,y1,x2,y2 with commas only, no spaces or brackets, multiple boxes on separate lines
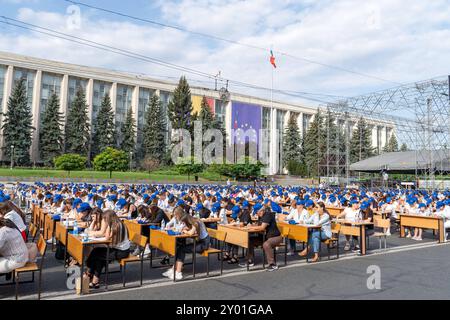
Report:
344,207,361,222
286,208,308,223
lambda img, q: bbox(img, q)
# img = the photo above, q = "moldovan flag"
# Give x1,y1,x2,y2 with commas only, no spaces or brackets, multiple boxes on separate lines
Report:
269,50,276,68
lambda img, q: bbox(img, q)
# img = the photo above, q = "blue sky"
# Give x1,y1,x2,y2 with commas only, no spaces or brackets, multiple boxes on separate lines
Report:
0,0,450,107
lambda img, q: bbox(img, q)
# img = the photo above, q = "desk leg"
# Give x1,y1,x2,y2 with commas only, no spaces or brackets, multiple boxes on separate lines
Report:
400,221,405,238
105,245,109,291
247,233,250,272
192,239,197,278
64,229,69,268
438,219,445,243
360,226,367,256
80,246,85,295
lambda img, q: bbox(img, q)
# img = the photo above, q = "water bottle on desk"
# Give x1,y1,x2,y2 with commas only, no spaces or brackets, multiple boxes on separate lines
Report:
128,210,132,220
161,219,166,230
73,220,79,236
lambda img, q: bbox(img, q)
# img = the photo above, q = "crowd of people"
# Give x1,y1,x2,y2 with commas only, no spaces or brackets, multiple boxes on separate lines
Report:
1,181,450,289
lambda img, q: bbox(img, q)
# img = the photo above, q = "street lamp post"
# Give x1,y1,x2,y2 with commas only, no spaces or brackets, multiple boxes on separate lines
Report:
129,151,133,171
10,145,14,170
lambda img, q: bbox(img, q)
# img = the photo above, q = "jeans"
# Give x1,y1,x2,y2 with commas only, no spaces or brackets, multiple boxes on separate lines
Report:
309,230,329,253
175,236,210,263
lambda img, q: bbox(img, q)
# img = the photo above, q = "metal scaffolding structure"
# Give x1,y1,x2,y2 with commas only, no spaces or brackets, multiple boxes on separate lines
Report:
319,76,450,186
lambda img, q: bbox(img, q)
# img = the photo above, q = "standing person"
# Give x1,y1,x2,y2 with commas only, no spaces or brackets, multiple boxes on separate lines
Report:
241,206,283,271
298,202,332,262
84,210,130,289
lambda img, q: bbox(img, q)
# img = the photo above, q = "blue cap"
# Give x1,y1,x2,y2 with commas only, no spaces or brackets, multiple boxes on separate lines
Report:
271,202,282,213
305,199,314,208
253,203,263,214
231,205,240,220
418,203,426,208
176,199,185,207
77,202,92,213
108,194,117,202
242,200,249,209
296,200,305,206
96,199,103,208
73,198,82,207
117,198,127,209
360,201,369,210
195,203,204,211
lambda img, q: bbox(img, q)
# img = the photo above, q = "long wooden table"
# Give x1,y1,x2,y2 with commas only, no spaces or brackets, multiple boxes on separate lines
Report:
399,214,445,243
66,233,111,294
217,224,265,271
148,229,197,281
333,219,373,255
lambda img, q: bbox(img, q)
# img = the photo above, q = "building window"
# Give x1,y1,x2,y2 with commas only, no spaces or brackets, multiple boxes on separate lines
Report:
92,80,112,125
302,114,312,137
115,84,134,136
276,110,287,173
137,87,155,152
0,65,5,113
160,91,172,146
40,72,62,115
68,76,88,110
13,68,35,111
214,99,227,127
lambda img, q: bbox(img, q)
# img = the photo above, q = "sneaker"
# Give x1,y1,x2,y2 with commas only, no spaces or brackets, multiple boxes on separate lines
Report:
344,243,351,251
46,238,54,244
175,272,183,280
239,261,255,268
353,246,360,252
287,251,295,256
416,237,423,241
406,233,412,238
131,247,141,256
386,230,391,236
162,268,174,278
266,264,279,272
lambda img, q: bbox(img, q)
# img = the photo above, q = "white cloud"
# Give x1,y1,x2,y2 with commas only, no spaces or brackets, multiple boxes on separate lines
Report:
0,0,450,107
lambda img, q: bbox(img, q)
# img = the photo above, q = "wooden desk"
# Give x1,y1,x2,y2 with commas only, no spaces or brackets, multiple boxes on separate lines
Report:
43,213,55,241
399,214,444,243
217,224,265,271
67,233,111,294
32,205,40,226
334,219,373,255
123,220,153,242
326,207,345,218
277,221,320,243
148,229,197,281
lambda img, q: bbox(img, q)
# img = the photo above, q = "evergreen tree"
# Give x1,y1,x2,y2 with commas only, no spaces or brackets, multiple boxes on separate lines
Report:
282,113,302,166
198,96,214,130
303,110,326,177
349,117,375,163
39,92,63,166
120,107,136,154
2,78,33,166
383,133,399,152
142,94,167,163
168,76,193,131
91,94,116,157
65,88,90,156
400,143,408,152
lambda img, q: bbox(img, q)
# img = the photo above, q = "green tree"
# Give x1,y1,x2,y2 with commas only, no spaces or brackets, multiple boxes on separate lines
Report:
119,108,136,154
2,78,34,166
210,157,264,180
400,143,408,152
93,147,129,178
175,156,205,180
168,76,193,131
282,113,302,168
303,110,326,177
142,94,166,163
350,117,375,163
198,96,214,130
91,94,116,157
384,133,399,152
65,88,90,157
39,92,64,166
54,153,86,176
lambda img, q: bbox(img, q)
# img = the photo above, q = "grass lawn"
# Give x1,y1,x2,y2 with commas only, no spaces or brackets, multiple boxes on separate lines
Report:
0,168,226,183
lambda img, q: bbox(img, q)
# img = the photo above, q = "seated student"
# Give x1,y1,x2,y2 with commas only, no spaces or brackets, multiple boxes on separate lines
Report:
87,208,106,236
77,202,93,224
84,210,130,289
148,199,170,225
240,205,283,271
159,206,186,265
284,200,308,255
412,203,430,241
338,200,362,251
0,218,29,276
222,205,242,264
0,201,27,242
162,213,209,280
299,202,332,262
196,203,220,229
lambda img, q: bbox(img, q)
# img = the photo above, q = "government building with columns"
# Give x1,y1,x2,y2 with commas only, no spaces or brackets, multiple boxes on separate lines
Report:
0,51,394,175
